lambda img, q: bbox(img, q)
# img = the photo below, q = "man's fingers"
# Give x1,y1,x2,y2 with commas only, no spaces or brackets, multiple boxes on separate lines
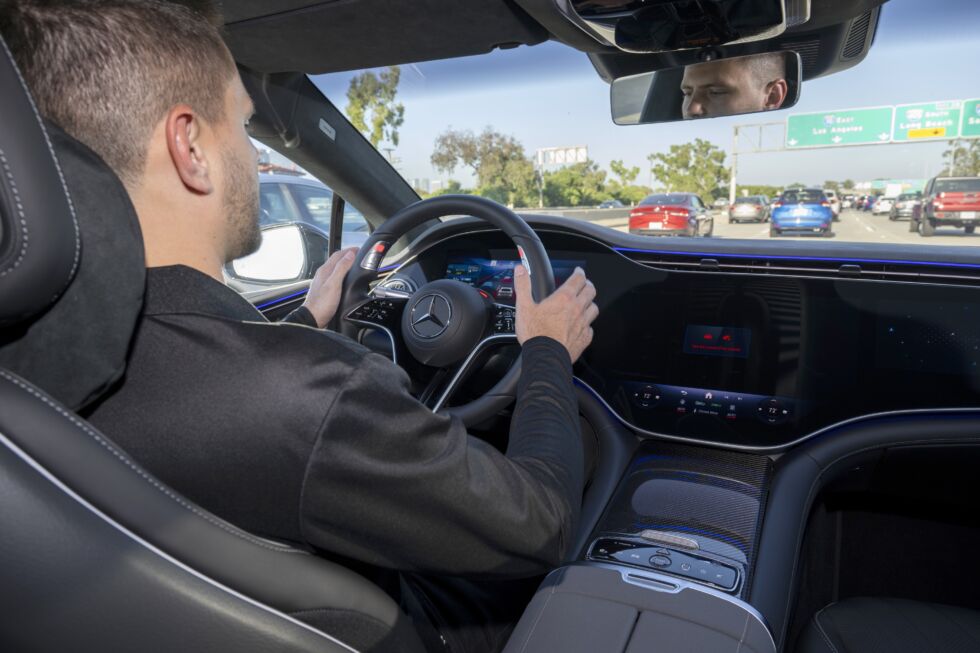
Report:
514,263,533,308
576,280,597,307
583,302,599,325
315,248,350,279
327,248,357,280
559,267,587,297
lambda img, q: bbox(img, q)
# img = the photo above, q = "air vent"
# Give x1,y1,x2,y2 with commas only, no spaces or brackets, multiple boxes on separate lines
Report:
842,10,872,59
781,39,820,78
617,248,980,287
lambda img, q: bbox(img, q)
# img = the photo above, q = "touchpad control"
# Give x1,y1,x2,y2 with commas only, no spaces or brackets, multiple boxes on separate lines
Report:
588,537,739,592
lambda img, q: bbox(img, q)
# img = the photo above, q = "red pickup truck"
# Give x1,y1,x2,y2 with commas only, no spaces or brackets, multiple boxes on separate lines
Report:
911,176,980,236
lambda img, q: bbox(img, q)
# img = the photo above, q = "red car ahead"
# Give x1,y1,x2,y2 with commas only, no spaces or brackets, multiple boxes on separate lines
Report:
629,192,714,237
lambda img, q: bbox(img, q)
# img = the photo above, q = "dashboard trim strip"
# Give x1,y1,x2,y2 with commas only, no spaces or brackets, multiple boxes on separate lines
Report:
573,376,980,453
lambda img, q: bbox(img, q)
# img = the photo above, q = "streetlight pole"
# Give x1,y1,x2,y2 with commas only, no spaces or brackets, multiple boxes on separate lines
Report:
729,125,739,204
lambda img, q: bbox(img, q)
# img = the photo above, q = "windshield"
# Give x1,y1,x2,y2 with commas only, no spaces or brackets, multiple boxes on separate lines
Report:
935,179,980,193
735,197,763,204
641,194,693,206
780,189,826,204
312,0,979,247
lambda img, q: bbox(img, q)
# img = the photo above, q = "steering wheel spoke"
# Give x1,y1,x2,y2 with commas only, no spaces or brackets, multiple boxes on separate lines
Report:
344,296,408,362
335,194,555,426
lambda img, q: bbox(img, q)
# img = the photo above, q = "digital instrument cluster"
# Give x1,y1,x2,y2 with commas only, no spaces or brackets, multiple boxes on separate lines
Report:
444,254,585,305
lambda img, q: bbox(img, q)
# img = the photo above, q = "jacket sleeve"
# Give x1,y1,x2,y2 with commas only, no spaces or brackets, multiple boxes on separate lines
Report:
281,305,319,328
298,336,583,579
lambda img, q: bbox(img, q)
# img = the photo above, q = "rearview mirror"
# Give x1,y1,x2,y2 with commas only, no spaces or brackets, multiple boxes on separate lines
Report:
611,51,801,125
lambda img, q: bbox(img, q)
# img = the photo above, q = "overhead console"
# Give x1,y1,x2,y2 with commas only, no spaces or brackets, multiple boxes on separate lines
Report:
563,0,806,53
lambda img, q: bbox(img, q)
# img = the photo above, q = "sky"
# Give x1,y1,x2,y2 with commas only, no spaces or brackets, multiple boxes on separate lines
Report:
303,0,979,190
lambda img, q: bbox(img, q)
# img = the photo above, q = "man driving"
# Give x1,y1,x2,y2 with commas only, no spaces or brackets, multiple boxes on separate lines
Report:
681,53,789,119
0,1,598,652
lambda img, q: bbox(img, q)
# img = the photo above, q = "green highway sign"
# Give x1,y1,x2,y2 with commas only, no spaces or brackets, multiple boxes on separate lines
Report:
786,107,894,148
962,99,980,138
892,101,962,141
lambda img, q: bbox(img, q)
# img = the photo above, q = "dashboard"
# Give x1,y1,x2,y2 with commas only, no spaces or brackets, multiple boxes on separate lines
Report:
376,227,980,450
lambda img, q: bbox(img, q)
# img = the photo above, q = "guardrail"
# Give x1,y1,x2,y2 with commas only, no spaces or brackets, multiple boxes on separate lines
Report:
518,206,631,224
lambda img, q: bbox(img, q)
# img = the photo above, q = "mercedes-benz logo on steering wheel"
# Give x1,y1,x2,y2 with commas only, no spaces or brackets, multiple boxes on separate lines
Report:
410,294,453,339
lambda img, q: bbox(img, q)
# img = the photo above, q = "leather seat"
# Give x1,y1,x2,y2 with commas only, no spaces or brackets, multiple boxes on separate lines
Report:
798,597,980,653
0,36,424,653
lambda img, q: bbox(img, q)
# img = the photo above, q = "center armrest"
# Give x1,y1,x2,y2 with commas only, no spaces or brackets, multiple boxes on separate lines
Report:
503,563,775,653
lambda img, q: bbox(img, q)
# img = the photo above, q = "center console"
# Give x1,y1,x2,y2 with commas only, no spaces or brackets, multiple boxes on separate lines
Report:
582,441,771,599
503,439,776,652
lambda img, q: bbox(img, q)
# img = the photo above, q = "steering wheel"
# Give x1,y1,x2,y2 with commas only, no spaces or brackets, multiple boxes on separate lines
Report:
337,195,556,426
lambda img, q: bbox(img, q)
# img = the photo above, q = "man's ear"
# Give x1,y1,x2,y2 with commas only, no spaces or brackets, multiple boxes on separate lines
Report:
165,104,214,195
764,79,789,111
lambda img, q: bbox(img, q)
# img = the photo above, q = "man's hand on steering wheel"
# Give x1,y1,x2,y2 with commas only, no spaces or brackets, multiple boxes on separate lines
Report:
514,265,597,363
302,247,359,328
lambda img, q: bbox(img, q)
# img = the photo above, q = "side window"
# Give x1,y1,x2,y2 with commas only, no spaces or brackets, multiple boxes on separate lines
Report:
286,183,371,248
287,183,334,232
259,183,299,226
228,147,372,291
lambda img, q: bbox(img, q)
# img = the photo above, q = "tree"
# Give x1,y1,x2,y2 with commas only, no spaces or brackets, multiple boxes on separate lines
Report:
942,139,980,176
737,184,782,199
647,139,728,201
346,66,405,147
609,159,640,186
842,179,856,191
430,127,536,206
424,180,469,198
823,180,840,192
542,161,607,207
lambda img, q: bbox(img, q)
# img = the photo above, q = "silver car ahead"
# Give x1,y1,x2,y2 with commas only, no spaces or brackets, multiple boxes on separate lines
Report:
728,196,770,223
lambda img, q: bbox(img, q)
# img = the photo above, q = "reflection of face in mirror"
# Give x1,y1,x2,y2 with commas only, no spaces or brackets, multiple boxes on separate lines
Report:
681,54,788,119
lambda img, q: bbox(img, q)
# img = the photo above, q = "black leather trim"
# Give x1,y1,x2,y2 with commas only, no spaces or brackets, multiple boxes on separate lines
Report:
0,35,79,325
0,432,356,653
748,411,980,650
0,370,426,653
0,122,145,411
797,597,980,653
571,383,639,558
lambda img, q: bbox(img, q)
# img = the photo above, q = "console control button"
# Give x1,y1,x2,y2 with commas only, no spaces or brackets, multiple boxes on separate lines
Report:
492,306,516,334
588,537,739,592
347,298,404,327
757,397,791,425
631,385,661,409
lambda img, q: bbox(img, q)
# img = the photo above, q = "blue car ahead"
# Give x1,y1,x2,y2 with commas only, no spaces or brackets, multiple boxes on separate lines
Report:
770,188,834,237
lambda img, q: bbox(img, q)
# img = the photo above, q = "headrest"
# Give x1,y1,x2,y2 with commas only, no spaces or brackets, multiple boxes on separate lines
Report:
0,37,79,324
0,38,146,411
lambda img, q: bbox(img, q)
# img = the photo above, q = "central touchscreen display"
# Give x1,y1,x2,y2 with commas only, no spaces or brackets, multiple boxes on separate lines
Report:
445,254,584,305
683,325,752,359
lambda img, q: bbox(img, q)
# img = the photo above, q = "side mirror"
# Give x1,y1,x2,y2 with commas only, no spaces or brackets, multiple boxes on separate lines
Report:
227,222,328,284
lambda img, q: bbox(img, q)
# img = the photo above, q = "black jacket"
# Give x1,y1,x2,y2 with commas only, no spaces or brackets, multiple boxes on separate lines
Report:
86,265,584,578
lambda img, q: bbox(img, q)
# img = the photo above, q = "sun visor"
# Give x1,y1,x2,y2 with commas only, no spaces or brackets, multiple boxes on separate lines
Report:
0,122,145,411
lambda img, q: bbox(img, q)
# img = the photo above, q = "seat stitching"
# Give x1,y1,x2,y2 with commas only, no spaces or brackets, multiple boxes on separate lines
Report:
0,370,307,555
813,608,841,653
889,599,934,651
923,600,980,647
0,147,29,278
0,37,81,292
